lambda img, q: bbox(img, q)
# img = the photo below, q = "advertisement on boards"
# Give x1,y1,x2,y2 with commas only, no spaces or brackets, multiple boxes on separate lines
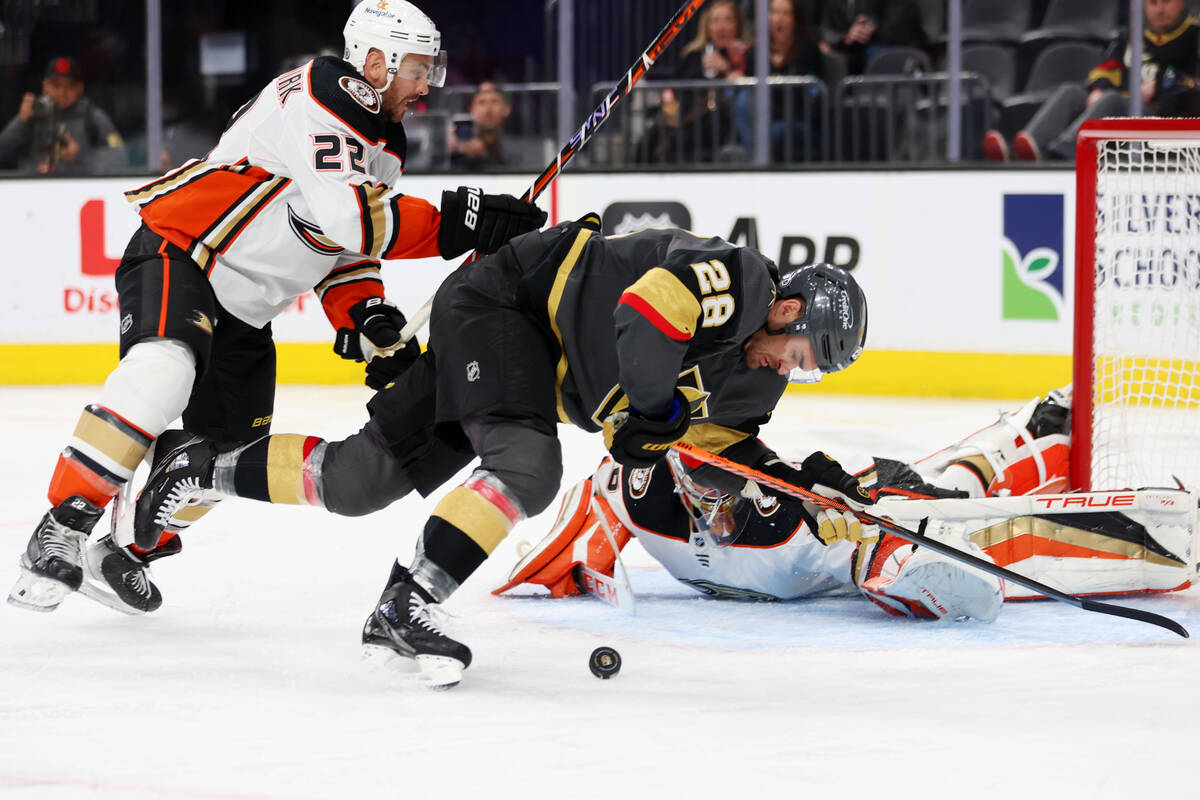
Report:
0,170,1074,363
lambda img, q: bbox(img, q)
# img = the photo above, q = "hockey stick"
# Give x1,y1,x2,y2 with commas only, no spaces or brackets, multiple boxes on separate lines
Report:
581,494,637,614
672,441,1190,638
398,0,709,342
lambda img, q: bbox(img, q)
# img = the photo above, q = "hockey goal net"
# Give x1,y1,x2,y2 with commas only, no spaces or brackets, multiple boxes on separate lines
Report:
1072,118,1200,492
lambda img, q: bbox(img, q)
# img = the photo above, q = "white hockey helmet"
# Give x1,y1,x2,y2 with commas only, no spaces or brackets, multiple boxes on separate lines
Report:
343,0,447,91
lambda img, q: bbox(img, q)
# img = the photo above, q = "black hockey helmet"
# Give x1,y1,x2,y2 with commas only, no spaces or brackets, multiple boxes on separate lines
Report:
770,263,867,374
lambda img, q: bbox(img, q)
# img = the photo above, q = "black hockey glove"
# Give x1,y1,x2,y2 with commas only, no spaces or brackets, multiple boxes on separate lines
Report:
437,186,547,259
332,297,421,390
603,389,691,470
755,450,873,510
757,451,876,547
793,451,874,510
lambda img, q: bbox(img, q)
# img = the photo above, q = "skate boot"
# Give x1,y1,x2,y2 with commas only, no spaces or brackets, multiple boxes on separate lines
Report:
8,495,103,611
134,437,219,550
361,564,472,689
79,534,181,615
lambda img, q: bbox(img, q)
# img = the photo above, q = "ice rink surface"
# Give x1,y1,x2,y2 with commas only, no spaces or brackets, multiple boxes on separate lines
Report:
2,386,1197,800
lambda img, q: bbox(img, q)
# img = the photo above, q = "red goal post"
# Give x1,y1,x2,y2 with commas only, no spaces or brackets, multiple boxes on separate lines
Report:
1072,117,1200,492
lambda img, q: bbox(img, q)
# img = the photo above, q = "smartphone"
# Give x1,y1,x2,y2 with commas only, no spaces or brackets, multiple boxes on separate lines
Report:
452,115,474,141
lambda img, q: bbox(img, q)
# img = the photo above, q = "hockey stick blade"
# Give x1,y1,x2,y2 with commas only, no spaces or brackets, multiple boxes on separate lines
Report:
573,564,636,615
672,442,1189,638
398,0,708,343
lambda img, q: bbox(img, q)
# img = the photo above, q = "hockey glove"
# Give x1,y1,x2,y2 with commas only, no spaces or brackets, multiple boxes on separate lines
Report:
794,451,874,510
437,186,547,259
333,297,421,390
603,389,691,470
810,508,879,546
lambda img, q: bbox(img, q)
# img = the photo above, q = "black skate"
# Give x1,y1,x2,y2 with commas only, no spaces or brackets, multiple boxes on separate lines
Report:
78,534,181,615
361,564,472,689
134,437,218,550
8,495,103,612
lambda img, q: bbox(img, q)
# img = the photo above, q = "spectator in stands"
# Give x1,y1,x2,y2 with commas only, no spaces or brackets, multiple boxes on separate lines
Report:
449,81,545,171
984,0,1200,161
818,0,929,75
0,56,125,176
642,0,753,162
677,0,752,81
734,0,825,160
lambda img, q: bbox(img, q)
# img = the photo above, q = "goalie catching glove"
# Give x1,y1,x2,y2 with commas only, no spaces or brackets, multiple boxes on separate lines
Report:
603,389,691,469
333,297,421,390
437,186,547,259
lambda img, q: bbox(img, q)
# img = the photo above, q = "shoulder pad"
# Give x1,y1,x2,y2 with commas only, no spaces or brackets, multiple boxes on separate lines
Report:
308,56,386,142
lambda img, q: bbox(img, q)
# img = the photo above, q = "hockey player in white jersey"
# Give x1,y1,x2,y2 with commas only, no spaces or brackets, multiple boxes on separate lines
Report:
8,0,545,616
497,386,1197,621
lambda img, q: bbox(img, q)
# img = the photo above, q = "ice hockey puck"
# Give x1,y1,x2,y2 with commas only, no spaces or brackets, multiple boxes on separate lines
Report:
589,646,621,679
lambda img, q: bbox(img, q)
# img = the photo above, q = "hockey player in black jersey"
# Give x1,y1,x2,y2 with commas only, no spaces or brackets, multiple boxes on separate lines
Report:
8,0,544,618
133,216,868,687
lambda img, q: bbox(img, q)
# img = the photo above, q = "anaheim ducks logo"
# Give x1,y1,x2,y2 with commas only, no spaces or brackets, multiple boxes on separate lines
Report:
339,76,380,113
626,466,653,499
189,310,214,335
753,493,781,517
288,204,343,254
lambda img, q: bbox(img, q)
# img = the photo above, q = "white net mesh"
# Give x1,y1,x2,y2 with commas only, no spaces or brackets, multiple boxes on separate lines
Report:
1089,136,1200,490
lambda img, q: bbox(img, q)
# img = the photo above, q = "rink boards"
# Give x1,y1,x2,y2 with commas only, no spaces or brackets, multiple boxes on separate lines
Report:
0,168,1079,397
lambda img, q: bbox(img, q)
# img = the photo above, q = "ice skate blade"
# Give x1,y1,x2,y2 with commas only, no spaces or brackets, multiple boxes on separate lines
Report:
75,550,148,616
76,581,146,616
361,645,465,689
7,567,71,612
415,655,465,690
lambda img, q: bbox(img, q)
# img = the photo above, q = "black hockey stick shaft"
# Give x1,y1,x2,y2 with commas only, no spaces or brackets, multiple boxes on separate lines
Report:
672,442,1189,638
399,0,709,341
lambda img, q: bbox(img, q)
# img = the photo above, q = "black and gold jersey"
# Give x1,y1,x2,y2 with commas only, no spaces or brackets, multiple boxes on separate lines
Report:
1088,14,1200,93
506,224,786,451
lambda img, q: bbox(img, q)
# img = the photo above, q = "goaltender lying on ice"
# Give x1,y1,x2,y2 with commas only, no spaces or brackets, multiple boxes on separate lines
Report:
496,386,1199,623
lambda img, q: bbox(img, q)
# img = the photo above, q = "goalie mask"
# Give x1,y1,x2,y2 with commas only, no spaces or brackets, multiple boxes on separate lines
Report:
666,451,751,545
344,0,447,92
771,263,867,382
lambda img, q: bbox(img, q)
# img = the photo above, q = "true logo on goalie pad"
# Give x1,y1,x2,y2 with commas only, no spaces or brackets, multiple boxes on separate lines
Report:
1031,492,1134,509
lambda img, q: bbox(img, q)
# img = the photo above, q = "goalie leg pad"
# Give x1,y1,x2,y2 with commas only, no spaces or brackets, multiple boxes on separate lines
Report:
492,475,594,596
493,463,633,598
917,388,1072,498
856,533,1004,622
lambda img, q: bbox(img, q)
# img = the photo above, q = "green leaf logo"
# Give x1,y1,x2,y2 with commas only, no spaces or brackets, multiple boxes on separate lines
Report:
1002,238,1062,320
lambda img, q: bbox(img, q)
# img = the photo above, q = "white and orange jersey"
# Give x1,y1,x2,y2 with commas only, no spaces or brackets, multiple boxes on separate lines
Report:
125,56,443,330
